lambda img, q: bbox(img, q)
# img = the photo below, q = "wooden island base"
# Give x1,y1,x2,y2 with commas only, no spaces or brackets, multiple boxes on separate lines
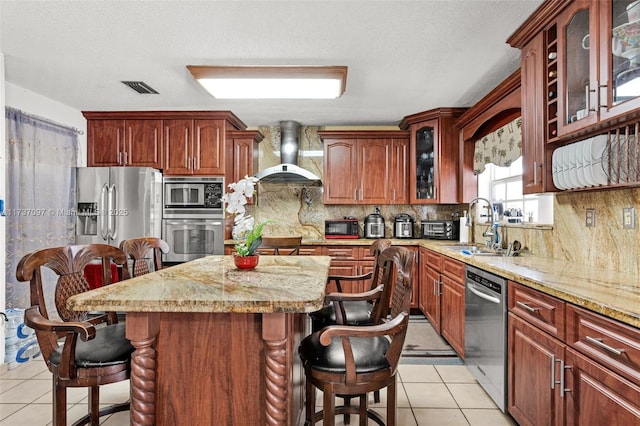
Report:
126,311,308,426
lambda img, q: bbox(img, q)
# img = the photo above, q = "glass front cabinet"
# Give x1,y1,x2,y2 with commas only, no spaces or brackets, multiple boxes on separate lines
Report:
400,108,466,204
553,0,640,140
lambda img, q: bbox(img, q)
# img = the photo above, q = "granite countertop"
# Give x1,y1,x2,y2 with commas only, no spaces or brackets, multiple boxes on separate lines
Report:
67,255,332,314
226,238,640,328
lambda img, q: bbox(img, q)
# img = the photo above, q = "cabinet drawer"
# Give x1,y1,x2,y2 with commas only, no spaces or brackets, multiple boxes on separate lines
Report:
566,304,640,386
323,246,359,260
424,250,442,270
299,246,322,256
441,256,464,283
508,281,565,340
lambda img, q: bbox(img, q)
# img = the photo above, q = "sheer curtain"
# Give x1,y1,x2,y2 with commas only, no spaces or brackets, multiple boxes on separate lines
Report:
5,107,78,309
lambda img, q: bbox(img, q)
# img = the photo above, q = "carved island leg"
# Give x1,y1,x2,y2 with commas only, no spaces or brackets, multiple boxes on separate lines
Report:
262,313,289,426
126,312,160,426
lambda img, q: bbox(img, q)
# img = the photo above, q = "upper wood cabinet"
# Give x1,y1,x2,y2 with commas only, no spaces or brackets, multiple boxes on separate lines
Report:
83,111,246,174
164,119,226,175
399,108,466,204
86,119,162,168
509,0,640,144
318,130,409,205
223,130,263,239
521,33,552,194
225,130,263,185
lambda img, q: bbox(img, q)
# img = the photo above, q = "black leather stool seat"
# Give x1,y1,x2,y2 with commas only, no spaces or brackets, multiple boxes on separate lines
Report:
310,301,374,332
299,331,390,374
50,323,133,368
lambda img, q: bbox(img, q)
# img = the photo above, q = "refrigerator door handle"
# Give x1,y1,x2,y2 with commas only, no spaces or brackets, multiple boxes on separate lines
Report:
108,184,117,240
100,184,109,241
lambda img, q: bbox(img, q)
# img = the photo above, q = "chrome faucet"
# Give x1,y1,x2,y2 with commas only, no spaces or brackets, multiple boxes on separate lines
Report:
467,197,499,249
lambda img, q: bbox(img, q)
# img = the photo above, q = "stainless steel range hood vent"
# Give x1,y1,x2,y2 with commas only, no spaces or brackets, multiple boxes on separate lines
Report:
254,121,322,185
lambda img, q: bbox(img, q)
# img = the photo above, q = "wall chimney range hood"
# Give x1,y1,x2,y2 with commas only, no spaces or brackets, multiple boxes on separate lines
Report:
254,120,322,184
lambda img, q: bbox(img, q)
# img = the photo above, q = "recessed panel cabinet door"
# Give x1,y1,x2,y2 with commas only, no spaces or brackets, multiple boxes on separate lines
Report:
358,138,390,204
87,120,125,166
163,119,193,174
323,139,358,203
508,313,565,426
194,119,225,175
564,347,640,426
125,119,162,168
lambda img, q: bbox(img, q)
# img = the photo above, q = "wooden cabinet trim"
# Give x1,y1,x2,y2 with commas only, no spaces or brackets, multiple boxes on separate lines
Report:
83,110,246,130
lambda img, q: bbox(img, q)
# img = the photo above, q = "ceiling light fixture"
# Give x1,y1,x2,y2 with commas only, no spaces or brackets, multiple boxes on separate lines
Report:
186,65,347,99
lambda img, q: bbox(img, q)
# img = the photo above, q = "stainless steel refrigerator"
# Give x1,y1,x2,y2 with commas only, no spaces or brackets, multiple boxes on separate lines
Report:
75,167,162,247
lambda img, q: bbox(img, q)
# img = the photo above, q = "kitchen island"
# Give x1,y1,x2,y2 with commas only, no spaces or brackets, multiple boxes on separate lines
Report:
67,254,332,426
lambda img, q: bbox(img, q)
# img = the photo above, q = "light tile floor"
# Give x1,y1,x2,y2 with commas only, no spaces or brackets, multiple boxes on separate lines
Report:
0,359,516,425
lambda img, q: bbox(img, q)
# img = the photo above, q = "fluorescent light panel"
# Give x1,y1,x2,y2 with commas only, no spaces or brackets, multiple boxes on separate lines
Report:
187,65,347,99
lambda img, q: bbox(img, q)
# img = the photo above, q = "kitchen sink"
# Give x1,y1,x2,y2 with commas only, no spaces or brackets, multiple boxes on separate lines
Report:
440,245,503,256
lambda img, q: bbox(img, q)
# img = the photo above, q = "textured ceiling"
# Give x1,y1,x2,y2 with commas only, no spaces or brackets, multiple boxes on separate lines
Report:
0,0,543,127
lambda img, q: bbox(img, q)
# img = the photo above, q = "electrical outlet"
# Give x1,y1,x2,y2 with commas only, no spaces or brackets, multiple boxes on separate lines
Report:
623,207,636,229
586,208,595,227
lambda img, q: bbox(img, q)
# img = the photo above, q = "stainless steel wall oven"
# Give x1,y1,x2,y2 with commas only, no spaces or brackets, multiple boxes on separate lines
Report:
162,176,224,262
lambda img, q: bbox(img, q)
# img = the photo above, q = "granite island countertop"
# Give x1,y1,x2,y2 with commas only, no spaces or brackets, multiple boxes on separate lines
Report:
226,238,640,328
67,255,332,314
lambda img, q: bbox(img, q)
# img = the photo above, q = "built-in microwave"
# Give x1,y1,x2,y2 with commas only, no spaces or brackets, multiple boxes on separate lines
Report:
163,176,224,218
324,218,360,239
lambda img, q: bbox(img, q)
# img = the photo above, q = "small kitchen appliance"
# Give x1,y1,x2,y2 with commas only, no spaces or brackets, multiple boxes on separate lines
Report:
393,214,415,238
421,219,460,240
364,207,385,239
324,218,360,239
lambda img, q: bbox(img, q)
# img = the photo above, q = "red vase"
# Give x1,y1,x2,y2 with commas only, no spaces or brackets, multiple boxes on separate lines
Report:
233,254,259,269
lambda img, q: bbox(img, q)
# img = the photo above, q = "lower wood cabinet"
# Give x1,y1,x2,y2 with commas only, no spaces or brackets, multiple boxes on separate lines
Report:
508,312,565,426
565,347,640,426
418,247,465,357
508,281,640,425
322,246,373,294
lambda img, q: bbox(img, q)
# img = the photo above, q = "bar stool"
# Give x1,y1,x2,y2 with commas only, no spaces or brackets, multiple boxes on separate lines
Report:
16,244,133,426
299,246,415,426
256,236,302,255
119,237,169,277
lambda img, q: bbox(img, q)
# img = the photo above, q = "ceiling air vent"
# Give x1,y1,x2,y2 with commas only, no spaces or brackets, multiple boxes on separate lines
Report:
121,81,159,94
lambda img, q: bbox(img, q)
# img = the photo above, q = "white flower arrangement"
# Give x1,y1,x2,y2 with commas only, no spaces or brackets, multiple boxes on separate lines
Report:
222,176,272,255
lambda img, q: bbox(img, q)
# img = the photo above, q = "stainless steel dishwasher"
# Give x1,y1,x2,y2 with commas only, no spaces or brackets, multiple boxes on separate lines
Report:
464,265,507,412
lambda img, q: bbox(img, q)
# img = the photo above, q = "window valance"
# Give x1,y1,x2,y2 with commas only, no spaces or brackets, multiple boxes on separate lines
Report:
473,116,522,174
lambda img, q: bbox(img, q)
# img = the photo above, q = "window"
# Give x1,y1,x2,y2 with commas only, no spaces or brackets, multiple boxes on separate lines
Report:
477,156,554,224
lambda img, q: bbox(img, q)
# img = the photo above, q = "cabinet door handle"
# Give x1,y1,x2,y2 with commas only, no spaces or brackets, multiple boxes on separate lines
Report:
193,156,198,170
187,157,191,170
123,151,128,166
585,336,625,356
118,151,122,165
550,354,555,390
551,356,567,397
516,301,539,313
533,161,537,184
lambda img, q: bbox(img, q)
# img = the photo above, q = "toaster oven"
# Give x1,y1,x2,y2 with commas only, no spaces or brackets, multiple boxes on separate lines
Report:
324,218,360,239
421,220,459,240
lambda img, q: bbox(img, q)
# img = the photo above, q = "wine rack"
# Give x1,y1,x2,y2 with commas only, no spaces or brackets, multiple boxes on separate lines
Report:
546,24,558,142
